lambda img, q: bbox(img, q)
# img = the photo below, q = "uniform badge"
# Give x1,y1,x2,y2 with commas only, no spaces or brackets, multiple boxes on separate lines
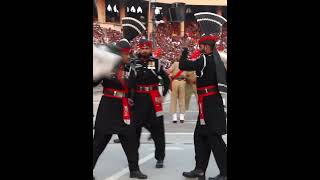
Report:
147,61,156,69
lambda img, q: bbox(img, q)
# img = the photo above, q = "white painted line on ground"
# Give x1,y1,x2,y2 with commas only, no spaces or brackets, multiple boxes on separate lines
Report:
141,132,194,135
104,153,154,180
149,146,184,151
164,122,196,124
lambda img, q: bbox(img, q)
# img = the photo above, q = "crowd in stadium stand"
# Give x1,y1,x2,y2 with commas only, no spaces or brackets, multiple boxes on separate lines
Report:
93,21,227,68
93,23,122,44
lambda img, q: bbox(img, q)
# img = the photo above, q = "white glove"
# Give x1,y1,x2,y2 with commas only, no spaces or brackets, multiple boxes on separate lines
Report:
93,44,122,80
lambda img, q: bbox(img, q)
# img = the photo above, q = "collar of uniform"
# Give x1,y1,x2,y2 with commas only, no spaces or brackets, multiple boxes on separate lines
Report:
142,56,154,62
142,58,149,63
206,52,214,56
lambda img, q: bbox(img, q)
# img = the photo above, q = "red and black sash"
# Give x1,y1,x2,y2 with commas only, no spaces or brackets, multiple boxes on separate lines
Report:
170,70,184,90
172,70,184,80
136,83,164,117
197,85,218,125
103,64,131,125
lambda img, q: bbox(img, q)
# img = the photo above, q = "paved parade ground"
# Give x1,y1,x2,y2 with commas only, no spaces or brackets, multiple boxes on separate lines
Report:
93,85,227,180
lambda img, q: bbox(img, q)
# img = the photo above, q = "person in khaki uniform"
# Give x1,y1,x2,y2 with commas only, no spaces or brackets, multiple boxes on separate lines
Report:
184,49,202,111
168,59,187,123
185,71,198,111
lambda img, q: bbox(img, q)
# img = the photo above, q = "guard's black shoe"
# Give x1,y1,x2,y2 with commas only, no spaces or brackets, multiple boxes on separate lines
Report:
172,120,177,123
182,169,205,178
208,174,227,180
113,139,120,143
155,160,164,168
180,120,184,123
130,170,148,179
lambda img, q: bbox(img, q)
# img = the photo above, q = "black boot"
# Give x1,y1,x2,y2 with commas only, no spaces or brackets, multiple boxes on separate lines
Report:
208,174,227,180
130,170,148,179
182,169,205,178
156,160,164,168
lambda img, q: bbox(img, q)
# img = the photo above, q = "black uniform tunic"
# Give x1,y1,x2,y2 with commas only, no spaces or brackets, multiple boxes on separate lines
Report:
93,64,140,172
94,64,136,135
131,55,170,161
179,49,226,135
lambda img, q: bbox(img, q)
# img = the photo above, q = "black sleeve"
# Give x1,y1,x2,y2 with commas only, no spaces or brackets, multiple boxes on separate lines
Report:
158,63,170,97
213,49,227,94
179,48,204,71
127,63,137,100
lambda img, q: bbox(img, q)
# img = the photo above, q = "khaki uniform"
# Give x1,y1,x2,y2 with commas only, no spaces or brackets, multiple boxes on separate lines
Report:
185,71,197,111
169,62,186,114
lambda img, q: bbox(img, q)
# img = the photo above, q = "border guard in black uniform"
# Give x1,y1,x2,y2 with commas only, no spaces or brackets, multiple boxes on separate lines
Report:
180,12,227,180
131,38,170,168
93,17,148,180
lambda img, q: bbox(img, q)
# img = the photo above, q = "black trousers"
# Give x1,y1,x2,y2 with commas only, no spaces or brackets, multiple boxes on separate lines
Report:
194,125,227,176
92,131,139,172
136,116,165,161
134,93,166,161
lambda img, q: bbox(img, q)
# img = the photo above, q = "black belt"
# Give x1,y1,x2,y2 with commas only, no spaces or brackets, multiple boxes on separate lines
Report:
197,85,218,95
174,78,186,81
136,85,158,92
103,89,129,98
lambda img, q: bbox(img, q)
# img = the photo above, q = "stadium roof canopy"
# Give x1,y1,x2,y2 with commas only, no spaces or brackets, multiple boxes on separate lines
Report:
144,0,227,6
